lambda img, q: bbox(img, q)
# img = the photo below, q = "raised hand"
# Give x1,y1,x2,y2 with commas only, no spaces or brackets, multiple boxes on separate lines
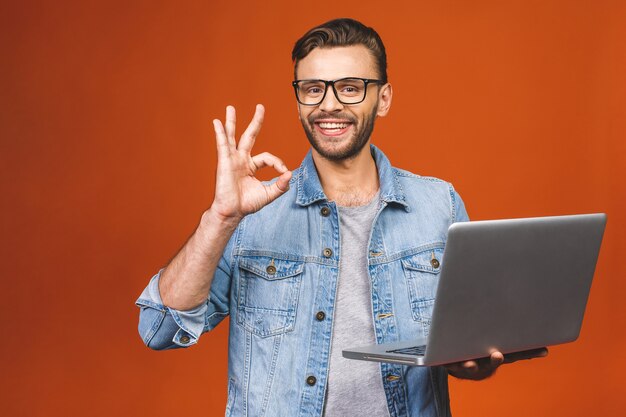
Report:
158,105,291,310
211,104,292,222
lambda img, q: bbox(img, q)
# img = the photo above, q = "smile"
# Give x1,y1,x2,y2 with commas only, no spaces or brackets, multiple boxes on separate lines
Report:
318,122,349,129
314,120,353,136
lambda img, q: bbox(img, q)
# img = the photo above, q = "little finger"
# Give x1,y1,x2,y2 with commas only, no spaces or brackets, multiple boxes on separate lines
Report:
224,105,237,147
213,119,231,157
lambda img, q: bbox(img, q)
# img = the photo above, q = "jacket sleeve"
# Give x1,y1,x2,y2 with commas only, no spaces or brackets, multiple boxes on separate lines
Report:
135,230,236,350
451,186,470,223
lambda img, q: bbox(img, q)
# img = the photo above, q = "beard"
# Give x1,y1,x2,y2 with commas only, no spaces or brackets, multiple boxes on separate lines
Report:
300,104,378,162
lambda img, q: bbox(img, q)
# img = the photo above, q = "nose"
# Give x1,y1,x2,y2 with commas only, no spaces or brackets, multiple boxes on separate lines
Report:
318,87,344,113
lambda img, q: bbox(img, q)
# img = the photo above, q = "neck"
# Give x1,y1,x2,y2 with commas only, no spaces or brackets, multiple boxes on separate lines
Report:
312,143,380,207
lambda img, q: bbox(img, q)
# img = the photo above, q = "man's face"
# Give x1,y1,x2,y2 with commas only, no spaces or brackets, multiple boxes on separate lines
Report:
295,45,391,162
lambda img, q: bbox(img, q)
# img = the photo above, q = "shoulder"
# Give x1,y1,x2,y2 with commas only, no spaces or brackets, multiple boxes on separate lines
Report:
390,165,468,222
392,166,457,194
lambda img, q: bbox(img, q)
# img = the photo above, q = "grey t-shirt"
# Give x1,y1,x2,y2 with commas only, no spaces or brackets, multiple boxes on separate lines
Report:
324,192,390,417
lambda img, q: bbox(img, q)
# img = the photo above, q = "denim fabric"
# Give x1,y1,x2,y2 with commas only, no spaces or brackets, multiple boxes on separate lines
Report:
136,145,469,417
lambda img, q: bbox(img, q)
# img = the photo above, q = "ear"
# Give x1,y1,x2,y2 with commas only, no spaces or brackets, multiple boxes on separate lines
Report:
376,83,393,117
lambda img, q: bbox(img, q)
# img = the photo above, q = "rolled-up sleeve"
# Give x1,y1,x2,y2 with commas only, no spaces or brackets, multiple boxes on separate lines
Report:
136,233,235,350
135,271,206,349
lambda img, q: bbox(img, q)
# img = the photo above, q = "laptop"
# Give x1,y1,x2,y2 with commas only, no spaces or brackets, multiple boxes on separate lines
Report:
343,213,606,366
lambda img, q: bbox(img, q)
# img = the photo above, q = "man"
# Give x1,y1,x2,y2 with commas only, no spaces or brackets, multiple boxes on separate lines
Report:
137,18,546,417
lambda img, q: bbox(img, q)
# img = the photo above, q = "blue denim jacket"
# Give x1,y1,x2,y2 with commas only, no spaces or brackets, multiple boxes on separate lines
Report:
137,145,469,417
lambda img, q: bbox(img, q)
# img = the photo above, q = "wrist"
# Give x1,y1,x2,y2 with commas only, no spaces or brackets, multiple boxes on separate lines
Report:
202,206,242,231
189,207,241,254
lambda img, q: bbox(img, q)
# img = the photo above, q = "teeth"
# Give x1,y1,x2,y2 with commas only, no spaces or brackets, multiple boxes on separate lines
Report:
319,122,348,129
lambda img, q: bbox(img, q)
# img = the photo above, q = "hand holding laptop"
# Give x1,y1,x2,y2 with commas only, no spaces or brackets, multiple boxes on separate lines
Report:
445,347,548,380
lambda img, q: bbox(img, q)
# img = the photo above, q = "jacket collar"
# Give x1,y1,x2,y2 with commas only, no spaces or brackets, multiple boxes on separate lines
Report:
295,144,409,210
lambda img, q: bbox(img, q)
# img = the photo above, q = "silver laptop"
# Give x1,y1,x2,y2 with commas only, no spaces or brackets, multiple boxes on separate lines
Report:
343,213,606,366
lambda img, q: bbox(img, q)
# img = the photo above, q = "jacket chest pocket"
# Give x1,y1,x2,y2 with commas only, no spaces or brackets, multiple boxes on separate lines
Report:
401,247,444,328
236,255,304,338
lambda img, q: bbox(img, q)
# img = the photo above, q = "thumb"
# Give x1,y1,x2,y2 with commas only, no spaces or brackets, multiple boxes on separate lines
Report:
265,171,292,202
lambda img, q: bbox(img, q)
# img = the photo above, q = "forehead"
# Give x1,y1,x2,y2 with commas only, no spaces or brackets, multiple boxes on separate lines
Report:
296,45,377,80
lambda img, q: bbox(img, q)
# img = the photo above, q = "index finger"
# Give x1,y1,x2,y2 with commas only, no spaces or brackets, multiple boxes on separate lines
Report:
238,104,265,153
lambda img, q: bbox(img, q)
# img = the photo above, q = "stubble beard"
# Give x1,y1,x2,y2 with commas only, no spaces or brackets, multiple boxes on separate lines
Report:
301,105,378,162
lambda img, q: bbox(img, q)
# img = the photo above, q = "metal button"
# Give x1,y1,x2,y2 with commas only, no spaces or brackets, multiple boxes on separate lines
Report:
315,311,326,321
320,206,331,217
430,258,440,269
306,375,317,386
323,248,333,258
180,335,190,344
266,265,277,275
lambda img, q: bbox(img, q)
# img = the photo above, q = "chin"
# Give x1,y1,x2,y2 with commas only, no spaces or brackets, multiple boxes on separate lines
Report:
310,136,368,162
301,118,373,162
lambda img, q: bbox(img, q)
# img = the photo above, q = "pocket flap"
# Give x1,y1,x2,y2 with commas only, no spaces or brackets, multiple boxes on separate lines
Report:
401,247,444,274
239,256,304,280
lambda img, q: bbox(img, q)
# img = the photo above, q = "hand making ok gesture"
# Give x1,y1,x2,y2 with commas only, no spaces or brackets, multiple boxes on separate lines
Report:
211,104,292,222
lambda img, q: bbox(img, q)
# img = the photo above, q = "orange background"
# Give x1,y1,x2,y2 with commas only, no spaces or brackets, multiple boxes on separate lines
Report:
1,1,625,416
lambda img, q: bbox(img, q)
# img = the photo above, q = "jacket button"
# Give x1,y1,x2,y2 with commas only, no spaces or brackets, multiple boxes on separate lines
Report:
180,335,190,344
306,376,317,386
266,265,277,275
430,258,440,269
315,311,326,321
323,248,333,258
320,206,331,217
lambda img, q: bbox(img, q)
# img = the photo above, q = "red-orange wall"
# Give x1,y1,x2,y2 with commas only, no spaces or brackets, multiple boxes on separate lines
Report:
1,1,625,416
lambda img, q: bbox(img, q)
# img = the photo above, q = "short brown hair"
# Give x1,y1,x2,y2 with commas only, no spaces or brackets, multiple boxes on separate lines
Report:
292,18,388,83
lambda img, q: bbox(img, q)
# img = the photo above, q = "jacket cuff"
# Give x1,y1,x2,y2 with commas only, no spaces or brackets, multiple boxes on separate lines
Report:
136,270,207,347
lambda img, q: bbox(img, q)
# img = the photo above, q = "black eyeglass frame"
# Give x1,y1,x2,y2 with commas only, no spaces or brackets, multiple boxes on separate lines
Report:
291,77,384,106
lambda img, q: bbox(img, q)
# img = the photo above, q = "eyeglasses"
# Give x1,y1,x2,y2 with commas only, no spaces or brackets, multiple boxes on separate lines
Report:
292,77,383,106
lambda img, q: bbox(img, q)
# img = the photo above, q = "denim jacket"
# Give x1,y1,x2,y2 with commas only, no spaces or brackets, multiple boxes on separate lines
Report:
136,145,469,417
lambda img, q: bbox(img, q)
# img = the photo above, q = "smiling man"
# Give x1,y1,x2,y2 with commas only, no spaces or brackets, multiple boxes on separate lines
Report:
293,43,390,209
136,18,544,417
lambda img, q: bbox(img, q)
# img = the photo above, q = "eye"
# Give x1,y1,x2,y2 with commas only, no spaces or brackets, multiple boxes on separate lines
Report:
299,82,325,96
336,81,363,96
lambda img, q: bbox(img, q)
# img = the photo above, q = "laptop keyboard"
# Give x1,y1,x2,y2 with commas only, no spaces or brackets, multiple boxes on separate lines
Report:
386,345,426,356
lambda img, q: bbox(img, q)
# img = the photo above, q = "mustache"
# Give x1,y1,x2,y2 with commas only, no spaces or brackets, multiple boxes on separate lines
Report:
307,112,357,124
